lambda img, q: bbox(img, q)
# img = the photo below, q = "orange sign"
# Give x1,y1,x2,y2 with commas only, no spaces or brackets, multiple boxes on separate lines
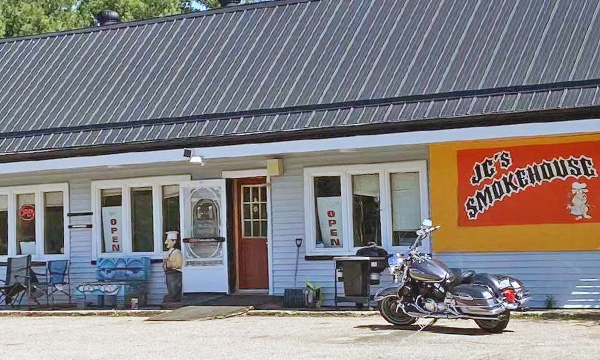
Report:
458,141,599,226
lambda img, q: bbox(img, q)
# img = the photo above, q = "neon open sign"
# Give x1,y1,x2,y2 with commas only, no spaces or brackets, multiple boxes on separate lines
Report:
19,204,35,221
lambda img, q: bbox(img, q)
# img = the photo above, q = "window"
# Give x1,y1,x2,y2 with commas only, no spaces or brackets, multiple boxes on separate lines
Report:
391,172,421,247
0,184,69,260
352,174,381,247
314,176,343,248
241,185,268,238
101,189,123,253
92,175,190,257
304,161,428,255
17,193,36,255
44,192,64,254
162,185,180,251
131,187,154,252
0,195,7,256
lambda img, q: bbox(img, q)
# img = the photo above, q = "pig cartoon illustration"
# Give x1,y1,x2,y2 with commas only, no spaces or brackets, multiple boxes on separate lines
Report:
567,182,592,220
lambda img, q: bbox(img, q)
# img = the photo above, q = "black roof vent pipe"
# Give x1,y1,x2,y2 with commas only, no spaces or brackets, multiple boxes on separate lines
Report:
96,10,121,26
220,0,243,7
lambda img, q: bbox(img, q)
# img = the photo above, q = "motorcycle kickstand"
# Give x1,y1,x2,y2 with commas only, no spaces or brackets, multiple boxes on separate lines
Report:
401,318,437,343
417,318,437,331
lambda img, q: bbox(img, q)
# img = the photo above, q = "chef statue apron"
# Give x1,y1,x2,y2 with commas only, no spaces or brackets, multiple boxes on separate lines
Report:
163,230,183,303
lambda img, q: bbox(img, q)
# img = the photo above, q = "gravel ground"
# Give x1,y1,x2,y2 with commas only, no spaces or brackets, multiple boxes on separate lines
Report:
0,316,598,360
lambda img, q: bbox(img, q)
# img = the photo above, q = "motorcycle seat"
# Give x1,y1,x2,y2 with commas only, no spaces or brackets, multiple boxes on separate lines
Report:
449,269,476,287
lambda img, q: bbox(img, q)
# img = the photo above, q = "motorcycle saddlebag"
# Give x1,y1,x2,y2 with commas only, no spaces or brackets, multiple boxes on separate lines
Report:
470,273,525,297
451,283,505,316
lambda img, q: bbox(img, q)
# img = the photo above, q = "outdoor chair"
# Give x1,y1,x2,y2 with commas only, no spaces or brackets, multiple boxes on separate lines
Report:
36,260,71,308
0,255,40,309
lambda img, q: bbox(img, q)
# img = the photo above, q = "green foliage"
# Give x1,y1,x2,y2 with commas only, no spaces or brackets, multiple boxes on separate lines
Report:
0,0,244,39
545,295,556,309
77,0,183,23
0,0,87,38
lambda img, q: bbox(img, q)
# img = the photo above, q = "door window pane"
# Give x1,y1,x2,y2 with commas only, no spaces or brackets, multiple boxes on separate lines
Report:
241,185,268,238
352,174,381,247
0,195,7,256
101,188,123,253
314,176,343,248
44,192,64,254
17,193,36,255
391,172,421,246
131,187,154,252
162,185,180,251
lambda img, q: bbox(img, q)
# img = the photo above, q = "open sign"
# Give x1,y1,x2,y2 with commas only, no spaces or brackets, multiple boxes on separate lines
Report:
19,204,35,221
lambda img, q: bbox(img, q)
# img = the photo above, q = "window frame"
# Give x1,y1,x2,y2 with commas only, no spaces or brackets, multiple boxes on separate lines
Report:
304,161,429,256
0,183,69,261
91,175,191,259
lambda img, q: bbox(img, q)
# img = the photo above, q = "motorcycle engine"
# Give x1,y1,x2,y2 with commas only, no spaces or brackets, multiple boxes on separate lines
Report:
422,298,446,312
420,283,447,313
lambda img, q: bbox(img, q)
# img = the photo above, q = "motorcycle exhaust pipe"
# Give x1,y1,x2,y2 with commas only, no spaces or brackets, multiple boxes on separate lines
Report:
404,311,501,321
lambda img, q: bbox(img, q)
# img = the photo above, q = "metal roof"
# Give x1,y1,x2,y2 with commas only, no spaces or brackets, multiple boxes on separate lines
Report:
1,0,600,157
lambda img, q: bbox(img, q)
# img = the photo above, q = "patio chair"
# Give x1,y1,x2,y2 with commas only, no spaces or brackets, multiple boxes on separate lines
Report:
0,255,39,308
36,260,71,308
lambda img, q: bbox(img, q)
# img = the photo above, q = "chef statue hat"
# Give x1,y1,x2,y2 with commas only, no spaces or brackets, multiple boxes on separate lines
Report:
166,231,179,240
572,182,588,192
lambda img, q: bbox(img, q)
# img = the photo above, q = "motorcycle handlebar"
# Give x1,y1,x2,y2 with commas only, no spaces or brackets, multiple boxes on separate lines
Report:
409,225,441,253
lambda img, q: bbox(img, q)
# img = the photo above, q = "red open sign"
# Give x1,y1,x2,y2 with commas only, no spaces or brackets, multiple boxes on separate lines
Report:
19,204,35,221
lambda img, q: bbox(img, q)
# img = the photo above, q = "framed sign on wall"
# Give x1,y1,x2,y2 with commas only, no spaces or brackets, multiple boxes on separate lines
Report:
458,140,599,227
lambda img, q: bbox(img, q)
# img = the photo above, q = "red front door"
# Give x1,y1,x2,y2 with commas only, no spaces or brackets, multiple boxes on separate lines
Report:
237,178,269,290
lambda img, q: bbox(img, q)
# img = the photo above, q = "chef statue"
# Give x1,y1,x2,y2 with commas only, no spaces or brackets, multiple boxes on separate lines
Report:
163,230,183,304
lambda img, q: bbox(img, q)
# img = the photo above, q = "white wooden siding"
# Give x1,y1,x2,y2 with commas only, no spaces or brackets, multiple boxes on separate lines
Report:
1,144,598,308
269,146,600,309
436,252,600,309
270,146,429,305
0,158,266,306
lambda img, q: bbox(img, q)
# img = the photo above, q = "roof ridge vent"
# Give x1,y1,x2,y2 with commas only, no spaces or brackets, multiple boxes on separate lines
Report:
96,10,121,26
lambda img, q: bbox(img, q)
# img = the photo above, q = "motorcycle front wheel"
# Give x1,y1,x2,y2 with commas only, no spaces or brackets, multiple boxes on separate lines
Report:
378,297,416,326
474,311,510,333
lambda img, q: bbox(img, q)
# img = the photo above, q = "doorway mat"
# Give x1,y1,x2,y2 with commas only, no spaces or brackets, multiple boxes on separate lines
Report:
184,293,284,309
146,306,251,321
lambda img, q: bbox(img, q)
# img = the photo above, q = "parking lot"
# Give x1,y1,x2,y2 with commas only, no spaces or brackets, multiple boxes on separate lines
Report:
0,315,598,359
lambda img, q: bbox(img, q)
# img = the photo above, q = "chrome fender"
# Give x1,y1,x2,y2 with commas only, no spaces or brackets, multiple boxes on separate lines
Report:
374,286,399,302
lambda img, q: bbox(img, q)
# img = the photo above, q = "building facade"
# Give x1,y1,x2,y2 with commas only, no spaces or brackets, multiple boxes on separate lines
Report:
0,0,599,308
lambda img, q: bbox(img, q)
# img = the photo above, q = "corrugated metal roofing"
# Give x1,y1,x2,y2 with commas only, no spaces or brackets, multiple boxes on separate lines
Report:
3,85,599,155
1,0,600,155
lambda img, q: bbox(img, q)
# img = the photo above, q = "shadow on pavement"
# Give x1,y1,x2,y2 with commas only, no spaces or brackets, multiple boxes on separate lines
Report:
356,324,514,336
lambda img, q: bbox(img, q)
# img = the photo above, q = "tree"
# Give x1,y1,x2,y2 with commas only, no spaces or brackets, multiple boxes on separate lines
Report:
77,0,183,24
0,0,259,39
0,0,87,38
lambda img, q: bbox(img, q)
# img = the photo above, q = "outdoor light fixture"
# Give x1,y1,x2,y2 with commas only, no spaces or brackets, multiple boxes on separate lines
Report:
183,148,205,166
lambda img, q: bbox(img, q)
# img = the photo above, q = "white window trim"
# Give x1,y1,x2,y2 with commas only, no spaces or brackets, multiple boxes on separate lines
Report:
304,161,429,256
91,175,191,259
0,183,70,262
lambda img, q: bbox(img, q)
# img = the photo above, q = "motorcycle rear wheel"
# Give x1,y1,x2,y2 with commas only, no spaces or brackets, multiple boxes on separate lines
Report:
474,311,510,333
378,297,416,326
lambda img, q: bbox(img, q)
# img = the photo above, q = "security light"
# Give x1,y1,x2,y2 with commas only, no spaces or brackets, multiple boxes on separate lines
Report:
183,148,205,166
189,155,205,165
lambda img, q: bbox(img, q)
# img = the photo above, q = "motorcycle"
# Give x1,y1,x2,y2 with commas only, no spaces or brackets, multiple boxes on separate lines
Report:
374,219,529,333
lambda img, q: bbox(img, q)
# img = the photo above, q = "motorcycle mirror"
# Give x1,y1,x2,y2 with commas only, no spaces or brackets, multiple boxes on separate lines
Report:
422,218,433,227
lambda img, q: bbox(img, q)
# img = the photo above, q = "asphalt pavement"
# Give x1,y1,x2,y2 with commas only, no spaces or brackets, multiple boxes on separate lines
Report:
0,315,598,359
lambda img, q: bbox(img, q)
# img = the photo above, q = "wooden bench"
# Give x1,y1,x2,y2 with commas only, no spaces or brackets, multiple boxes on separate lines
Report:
76,257,151,308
